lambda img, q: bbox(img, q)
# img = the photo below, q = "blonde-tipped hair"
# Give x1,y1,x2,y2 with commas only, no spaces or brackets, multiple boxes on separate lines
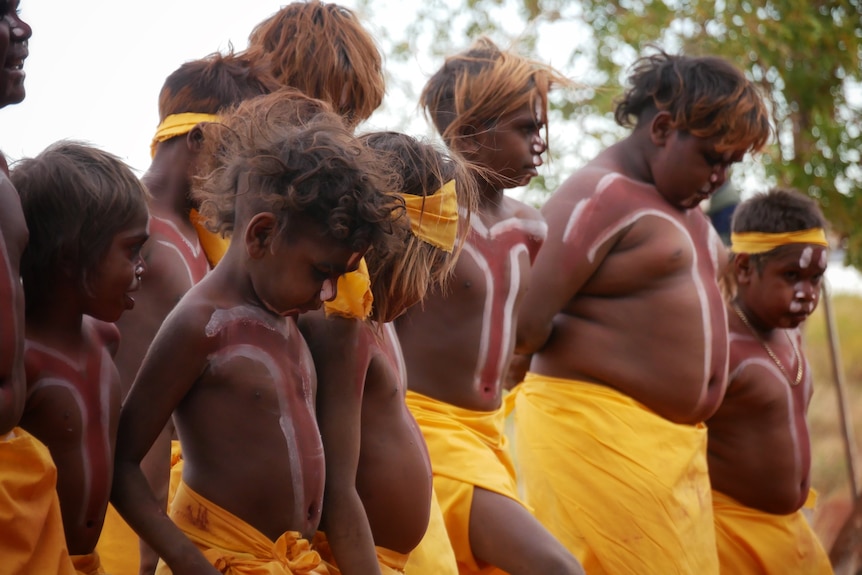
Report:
361,131,478,324
245,1,384,128
420,37,570,153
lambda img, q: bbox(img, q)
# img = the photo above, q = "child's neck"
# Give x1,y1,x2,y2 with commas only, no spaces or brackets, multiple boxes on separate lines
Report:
142,159,192,219
27,298,85,349
477,180,506,211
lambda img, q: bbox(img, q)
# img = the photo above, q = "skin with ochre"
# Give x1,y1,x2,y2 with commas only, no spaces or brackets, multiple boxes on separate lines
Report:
301,312,433,574
113,214,359,574
708,243,826,514
0,173,27,435
517,114,737,424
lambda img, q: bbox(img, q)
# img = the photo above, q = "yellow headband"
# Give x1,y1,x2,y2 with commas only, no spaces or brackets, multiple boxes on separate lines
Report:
730,228,828,254
150,113,220,158
402,179,459,252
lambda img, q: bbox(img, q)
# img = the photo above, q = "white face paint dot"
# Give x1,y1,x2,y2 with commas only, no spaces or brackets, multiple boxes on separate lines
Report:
819,249,827,269
799,246,813,269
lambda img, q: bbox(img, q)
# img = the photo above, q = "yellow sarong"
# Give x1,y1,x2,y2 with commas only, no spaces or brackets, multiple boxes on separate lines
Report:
0,427,76,575
713,490,833,574
312,532,408,574
71,551,107,575
403,487,459,575
513,373,719,575
95,503,140,575
156,481,328,575
405,390,522,574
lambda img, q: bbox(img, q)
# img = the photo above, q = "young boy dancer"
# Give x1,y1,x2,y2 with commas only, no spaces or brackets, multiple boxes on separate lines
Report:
515,50,771,574
709,188,833,574
98,51,278,575
13,141,151,574
302,131,474,575
397,38,583,575
111,90,401,574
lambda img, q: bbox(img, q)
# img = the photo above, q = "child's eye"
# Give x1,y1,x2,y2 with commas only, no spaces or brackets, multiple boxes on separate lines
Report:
783,271,799,281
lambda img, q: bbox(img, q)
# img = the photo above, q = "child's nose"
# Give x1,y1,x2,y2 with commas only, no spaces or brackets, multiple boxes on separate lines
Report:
320,278,337,302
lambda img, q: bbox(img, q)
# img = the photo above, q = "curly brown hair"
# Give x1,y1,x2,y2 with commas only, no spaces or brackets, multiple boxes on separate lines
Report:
194,89,403,260
614,49,771,155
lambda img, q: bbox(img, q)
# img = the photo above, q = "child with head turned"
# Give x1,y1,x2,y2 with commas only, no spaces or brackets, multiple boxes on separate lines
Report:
298,131,475,575
244,0,384,129
708,188,833,574
11,141,151,575
111,90,402,575
514,49,771,574
96,50,278,575
0,5,76,575
394,37,583,575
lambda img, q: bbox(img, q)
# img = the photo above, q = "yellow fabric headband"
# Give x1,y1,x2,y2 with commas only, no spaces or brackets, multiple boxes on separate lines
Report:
402,179,459,252
150,113,220,158
730,228,828,254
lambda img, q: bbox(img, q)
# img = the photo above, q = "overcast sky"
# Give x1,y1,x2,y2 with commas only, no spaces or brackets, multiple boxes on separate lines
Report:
0,0,434,174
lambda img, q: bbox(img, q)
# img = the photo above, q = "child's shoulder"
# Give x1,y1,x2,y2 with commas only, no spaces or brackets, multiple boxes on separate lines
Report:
504,195,544,223
84,316,121,357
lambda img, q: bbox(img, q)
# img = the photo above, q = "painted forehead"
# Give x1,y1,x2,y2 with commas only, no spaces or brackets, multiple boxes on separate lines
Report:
770,243,828,270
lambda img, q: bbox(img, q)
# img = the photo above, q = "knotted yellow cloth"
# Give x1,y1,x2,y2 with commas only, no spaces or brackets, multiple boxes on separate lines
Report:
730,228,828,254
405,390,523,574
156,481,328,575
402,180,459,252
403,487,459,575
189,209,230,268
95,504,140,575
713,489,833,574
71,551,106,575
513,373,719,575
312,531,408,575
150,112,220,158
0,428,76,575
323,259,373,320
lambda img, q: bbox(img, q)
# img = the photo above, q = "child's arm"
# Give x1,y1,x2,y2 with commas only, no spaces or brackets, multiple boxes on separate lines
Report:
299,312,383,575
111,304,220,575
516,172,619,354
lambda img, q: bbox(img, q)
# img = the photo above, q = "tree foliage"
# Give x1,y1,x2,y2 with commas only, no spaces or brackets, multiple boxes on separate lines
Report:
359,0,862,267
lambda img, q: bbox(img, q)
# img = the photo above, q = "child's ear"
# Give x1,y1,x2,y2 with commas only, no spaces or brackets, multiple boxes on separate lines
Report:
734,253,754,285
455,124,484,157
186,125,206,153
244,212,277,259
649,111,673,147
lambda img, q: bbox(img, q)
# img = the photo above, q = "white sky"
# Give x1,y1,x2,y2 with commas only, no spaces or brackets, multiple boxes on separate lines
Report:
0,0,437,174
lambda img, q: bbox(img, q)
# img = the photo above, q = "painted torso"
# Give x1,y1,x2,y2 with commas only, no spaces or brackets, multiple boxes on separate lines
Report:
21,318,121,554
707,316,812,514
174,305,325,540
397,200,546,412
356,322,432,553
149,215,209,286
531,171,728,423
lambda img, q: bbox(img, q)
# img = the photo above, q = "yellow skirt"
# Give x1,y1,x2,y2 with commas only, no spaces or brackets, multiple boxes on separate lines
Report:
513,373,718,575
156,481,328,575
405,390,522,574
0,428,76,575
713,490,833,574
